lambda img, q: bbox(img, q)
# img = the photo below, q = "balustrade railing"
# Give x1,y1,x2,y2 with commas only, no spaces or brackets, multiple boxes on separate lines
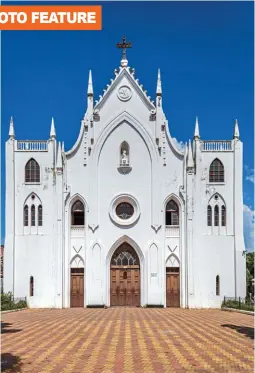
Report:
165,226,180,237
71,226,85,237
16,141,48,151
202,141,232,152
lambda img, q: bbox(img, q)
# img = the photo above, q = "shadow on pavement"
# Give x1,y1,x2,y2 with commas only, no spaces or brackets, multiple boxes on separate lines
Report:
1,353,23,372
222,324,254,340
1,322,22,334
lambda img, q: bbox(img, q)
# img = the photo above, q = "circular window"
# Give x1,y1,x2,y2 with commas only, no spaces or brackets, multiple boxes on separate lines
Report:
116,203,134,220
109,194,140,226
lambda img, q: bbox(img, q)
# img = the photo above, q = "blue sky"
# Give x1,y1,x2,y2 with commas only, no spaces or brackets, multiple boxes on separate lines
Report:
1,1,254,249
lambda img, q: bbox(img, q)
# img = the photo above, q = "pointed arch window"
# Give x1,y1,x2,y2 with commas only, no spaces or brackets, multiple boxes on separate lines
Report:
71,200,84,226
209,159,224,183
221,206,226,226
25,158,40,183
38,205,43,226
166,200,179,226
30,276,34,296
207,206,212,226
24,205,29,226
216,275,220,296
31,205,35,226
214,205,219,226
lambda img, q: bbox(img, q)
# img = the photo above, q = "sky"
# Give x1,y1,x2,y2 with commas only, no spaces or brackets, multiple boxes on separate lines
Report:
1,1,254,250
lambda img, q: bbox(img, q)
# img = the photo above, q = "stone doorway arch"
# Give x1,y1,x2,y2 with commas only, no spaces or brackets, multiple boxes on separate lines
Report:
110,242,140,307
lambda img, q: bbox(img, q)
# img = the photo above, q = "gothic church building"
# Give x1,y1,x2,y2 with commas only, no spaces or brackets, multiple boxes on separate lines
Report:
4,43,246,308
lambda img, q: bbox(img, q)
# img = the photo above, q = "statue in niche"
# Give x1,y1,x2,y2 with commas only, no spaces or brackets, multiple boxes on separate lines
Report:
121,149,129,165
120,142,130,166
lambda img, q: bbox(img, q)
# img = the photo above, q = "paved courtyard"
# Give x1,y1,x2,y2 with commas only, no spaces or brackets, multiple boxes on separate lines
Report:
1,308,254,373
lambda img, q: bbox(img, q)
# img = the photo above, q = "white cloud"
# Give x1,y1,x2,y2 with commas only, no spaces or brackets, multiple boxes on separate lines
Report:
243,204,254,252
244,165,254,184
172,137,185,153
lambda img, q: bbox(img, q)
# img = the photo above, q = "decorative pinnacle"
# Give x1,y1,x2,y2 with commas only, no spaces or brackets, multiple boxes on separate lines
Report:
50,117,56,139
56,141,62,169
187,140,194,168
87,70,93,96
116,36,132,67
9,116,15,139
233,119,240,139
194,116,200,139
156,69,162,96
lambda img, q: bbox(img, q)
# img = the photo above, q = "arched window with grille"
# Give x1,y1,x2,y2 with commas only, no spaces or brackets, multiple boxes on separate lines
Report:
207,205,212,226
30,276,34,296
38,205,43,226
24,205,29,226
221,206,226,226
31,205,35,226
71,200,84,226
166,200,179,226
214,205,219,226
209,158,224,183
25,158,40,183
216,275,220,296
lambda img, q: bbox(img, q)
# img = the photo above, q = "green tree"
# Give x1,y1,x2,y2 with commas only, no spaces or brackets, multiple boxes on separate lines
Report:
246,252,254,294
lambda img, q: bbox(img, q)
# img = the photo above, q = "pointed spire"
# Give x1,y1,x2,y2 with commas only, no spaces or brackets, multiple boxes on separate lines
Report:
61,141,65,153
187,140,194,169
194,116,200,140
156,68,162,96
9,116,15,139
87,70,93,96
50,117,56,139
56,141,62,169
233,119,240,139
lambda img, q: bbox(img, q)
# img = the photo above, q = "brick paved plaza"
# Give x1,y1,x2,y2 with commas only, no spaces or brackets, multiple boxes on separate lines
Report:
1,308,254,373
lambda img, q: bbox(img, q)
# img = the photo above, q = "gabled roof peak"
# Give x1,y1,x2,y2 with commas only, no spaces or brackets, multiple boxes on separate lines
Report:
94,65,155,111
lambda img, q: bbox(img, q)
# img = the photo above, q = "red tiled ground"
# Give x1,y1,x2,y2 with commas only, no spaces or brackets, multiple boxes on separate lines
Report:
1,308,254,372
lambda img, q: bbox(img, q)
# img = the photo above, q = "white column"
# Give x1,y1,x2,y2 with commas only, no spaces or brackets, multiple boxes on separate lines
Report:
4,139,15,294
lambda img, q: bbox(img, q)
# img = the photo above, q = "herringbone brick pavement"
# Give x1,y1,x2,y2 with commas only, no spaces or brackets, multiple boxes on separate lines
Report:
1,308,254,372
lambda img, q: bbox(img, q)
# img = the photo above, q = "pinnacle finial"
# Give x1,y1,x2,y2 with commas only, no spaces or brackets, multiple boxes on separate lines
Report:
9,116,15,139
233,119,240,139
87,70,93,96
56,141,62,169
187,140,194,168
194,116,200,139
156,69,162,96
50,117,56,139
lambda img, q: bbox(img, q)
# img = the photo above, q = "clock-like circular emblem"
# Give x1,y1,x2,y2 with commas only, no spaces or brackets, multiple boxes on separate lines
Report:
117,85,132,101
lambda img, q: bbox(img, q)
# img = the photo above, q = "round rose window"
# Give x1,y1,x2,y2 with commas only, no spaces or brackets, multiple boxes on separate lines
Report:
116,202,134,220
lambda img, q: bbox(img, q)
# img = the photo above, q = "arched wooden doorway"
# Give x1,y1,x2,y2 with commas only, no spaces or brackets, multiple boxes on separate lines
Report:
70,256,84,308
110,243,140,307
166,255,180,308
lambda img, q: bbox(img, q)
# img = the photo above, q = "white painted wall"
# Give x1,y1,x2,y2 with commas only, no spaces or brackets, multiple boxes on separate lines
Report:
4,63,246,308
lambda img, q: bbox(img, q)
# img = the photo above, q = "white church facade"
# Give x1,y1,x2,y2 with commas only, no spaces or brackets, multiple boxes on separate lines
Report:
4,40,246,308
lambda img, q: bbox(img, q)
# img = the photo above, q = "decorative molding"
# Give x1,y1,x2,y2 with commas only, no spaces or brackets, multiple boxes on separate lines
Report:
117,85,132,101
167,245,177,253
151,224,161,233
117,165,132,174
89,224,99,233
73,245,82,254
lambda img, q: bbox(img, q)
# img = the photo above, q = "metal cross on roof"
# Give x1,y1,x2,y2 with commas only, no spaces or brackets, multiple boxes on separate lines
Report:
116,36,132,62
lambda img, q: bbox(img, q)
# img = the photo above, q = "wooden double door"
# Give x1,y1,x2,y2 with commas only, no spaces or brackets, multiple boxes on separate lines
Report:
166,267,180,307
70,268,84,307
111,266,140,307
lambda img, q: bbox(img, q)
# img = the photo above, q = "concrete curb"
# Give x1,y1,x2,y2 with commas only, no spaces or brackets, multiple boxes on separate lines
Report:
1,308,27,314
222,307,254,316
